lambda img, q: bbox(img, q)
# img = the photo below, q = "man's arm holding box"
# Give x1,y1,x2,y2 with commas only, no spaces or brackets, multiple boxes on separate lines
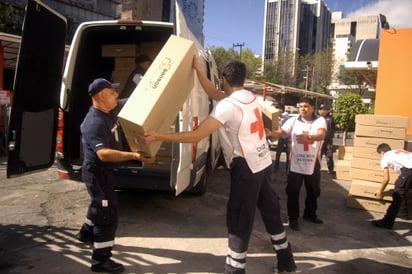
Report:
375,168,390,199
193,55,227,101
142,116,223,144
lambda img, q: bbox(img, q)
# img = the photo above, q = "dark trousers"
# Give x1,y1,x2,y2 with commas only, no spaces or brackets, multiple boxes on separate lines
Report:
274,138,290,169
224,158,290,274
321,140,334,173
82,168,118,265
383,168,412,224
286,160,321,220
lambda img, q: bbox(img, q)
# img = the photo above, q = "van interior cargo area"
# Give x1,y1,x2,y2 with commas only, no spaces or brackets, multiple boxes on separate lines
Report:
63,23,174,175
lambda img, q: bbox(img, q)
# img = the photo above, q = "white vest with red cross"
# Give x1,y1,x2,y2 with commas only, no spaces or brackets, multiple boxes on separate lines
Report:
213,90,272,173
281,115,326,175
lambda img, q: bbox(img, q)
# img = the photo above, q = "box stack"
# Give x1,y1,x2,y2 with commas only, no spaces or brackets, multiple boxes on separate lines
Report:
102,44,138,92
336,146,353,181
347,114,409,213
101,42,163,93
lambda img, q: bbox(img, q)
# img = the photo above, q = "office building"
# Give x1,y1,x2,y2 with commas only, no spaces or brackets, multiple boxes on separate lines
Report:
262,0,331,64
120,0,205,45
329,12,384,100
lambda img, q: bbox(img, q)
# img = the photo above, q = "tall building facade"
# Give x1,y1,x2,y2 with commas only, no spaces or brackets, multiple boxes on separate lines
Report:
120,0,205,45
330,12,383,88
3,0,121,42
262,0,331,64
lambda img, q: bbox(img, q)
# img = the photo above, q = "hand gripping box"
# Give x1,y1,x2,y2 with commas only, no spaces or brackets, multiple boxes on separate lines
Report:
260,100,280,131
118,35,195,156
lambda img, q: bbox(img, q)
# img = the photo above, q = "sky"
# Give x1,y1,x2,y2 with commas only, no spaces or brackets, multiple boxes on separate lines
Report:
203,0,412,55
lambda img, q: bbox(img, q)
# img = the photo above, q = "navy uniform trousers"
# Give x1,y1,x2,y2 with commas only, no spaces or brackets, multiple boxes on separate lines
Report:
224,157,292,274
81,167,119,265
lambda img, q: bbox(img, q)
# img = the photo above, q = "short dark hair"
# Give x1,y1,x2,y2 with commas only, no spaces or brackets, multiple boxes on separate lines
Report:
377,143,391,153
298,96,314,106
221,61,246,87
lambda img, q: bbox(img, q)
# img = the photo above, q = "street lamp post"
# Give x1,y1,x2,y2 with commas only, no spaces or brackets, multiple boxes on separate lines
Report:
233,42,245,61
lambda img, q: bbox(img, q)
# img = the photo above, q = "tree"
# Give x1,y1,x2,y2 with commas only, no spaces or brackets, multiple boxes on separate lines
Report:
209,46,261,80
333,93,367,145
0,2,24,35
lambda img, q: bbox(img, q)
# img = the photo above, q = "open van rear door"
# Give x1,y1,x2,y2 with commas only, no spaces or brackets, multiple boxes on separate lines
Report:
7,0,67,177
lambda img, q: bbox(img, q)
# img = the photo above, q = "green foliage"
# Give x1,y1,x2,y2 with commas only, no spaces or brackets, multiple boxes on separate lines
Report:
334,93,367,131
208,46,261,80
0,2,24,35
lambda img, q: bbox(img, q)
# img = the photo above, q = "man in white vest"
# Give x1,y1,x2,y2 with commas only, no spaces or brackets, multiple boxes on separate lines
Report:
266,97,326,231
142,57,296,273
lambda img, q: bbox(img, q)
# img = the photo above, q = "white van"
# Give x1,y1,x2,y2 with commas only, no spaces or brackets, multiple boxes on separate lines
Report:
7,0,221,195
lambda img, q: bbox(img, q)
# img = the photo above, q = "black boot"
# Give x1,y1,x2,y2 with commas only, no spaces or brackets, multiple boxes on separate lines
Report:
275,243,297,273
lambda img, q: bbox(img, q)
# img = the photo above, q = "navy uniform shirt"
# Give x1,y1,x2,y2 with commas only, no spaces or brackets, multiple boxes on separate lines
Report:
81,99,127,169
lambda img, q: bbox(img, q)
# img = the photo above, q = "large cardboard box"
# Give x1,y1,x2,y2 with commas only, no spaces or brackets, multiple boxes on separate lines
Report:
352,146,381,160
355,125,406,140
118,35,195,156
114,57,136,71
355,114,409,128
112,70,131,91
336,160,351,180
351,157,381,171
354,136,405,150
260,100,280,131
338,146,353,160
102,44,137,57
350,167,397,184
347,195,391,213
349,179,393,201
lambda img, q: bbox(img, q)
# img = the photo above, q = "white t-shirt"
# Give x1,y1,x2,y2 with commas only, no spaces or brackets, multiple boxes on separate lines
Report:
210,89,272,173
381,149,412,174
281,115,326,175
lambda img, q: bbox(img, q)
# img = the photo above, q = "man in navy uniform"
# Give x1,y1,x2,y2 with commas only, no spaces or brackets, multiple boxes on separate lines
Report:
78,78,154,273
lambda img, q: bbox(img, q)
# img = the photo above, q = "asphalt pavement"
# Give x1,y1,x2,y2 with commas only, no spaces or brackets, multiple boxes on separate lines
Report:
0,153,411,274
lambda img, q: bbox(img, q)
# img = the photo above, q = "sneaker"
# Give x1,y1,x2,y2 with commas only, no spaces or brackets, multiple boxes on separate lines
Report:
289,219,300,231
91,259,125,273
275,257,297,273
371,219,393,229
303,214,323,224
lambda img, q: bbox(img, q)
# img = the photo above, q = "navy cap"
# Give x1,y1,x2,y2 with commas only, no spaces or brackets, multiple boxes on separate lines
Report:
88,78,120,96
319,104,329,110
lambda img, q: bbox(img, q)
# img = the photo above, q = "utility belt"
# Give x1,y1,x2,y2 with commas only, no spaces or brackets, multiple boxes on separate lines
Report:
85,162,109,173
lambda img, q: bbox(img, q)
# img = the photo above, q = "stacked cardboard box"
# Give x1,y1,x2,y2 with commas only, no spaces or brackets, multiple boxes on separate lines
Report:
347,114,409,213
336,146,352,180
102,42,163,94
102,44,138,92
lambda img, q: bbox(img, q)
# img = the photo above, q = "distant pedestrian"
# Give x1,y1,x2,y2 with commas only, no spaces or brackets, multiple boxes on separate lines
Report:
371,143,412,229
318,104,336,175
266,97,326,231
274,103,290,172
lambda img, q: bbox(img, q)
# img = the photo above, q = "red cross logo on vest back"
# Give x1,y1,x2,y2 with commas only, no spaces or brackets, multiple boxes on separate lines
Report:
298,131,314,151
250,108,264,140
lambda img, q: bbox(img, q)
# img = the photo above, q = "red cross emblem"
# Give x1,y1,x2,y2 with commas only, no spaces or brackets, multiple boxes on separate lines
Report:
250,108,264,140
298,131,314,151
